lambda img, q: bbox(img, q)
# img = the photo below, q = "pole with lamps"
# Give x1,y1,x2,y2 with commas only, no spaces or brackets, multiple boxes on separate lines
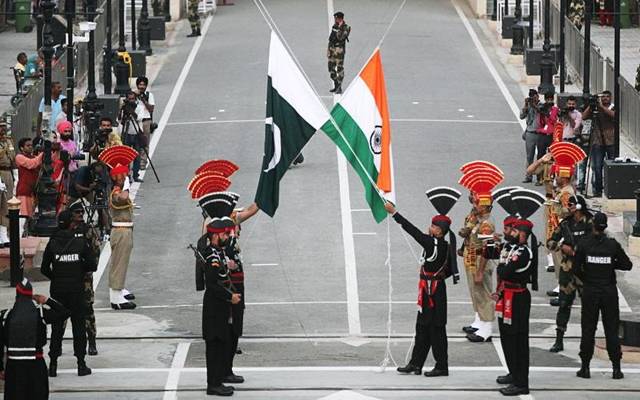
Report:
538,0,555,95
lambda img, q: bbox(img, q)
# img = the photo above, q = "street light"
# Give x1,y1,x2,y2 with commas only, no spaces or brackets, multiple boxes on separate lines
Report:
103,0,113,94
511,0,525,55
82,0,101,153
491,0,497,21
163,0,171,22
538,0,555,95
65,0,75,123
114,0,131,95
138,0,153,55
559,0,566,92
582,0,592,98
31,0,59,237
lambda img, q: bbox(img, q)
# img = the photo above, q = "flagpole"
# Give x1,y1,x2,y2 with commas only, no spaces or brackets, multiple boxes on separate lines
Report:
253,0,389,204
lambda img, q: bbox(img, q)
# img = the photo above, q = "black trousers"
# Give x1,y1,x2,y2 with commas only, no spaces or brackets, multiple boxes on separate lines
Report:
579,285,622,362
498,290,531,389
556,288,577,331
409,318,448,370
4,359,49,400
226,331,239,376
206,325,233,387
49,290,87,359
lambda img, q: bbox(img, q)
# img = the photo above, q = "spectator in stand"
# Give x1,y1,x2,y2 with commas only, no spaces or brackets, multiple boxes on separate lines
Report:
38,81,66,134
520,89,541,183
583,90,616,197
597,0,613,26
560,96,582,142
25,51,43,78
15,138,44,229
14,53,27,78
535,93,559,186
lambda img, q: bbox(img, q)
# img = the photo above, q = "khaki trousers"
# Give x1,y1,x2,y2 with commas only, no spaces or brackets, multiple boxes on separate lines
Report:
465,260,495,322
108,227,133,290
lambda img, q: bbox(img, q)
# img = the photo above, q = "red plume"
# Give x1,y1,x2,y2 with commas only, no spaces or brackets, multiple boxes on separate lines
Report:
195,160,239,177
98,145,139,169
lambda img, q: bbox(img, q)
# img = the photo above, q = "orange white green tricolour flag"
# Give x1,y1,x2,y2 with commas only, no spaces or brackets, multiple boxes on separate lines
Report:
321,49,395,223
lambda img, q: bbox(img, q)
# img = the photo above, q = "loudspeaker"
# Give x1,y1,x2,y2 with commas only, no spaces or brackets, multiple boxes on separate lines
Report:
604,159,640,199
148,17,166,41
128,50,147,78
619,319,640,347
96,94,121,124
524,46,560,76
502,16,516,39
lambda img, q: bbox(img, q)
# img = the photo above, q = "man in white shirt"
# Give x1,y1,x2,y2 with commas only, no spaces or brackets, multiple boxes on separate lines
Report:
561,96,582,141
38,81,66,134
134,76,155,170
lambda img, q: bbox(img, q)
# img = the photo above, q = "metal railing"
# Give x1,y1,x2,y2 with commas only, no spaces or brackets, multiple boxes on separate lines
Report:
2,0,119,144
550,1,640,152
497,0,543,35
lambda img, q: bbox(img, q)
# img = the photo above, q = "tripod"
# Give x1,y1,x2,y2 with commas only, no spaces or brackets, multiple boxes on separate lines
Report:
580,98,607,198
120,111,160,183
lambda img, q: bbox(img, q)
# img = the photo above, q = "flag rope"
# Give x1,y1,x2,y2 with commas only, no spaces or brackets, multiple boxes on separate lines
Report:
252,0,391,206
379,216,398,371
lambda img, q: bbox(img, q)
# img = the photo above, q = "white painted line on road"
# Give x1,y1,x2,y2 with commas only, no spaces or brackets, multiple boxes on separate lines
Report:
452,0,526,130
162,342,191,400
618,287,632,313
93,15,215,291
166,119,263,126
251,263,279,267
392,118,518,124
328,0,361,338
353,232,377,236
492,338,508,373
56,365,640,374
351,208,371,212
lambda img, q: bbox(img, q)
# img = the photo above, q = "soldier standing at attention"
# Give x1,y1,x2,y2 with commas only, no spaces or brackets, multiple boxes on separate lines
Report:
327,11,351,94
574,212,632,380
187,0,201,37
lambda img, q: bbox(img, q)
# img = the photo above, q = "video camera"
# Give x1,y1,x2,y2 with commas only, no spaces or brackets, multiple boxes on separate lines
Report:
60,149,86,164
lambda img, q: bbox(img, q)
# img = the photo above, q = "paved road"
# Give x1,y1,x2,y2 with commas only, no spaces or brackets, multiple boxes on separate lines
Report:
47,0,640,398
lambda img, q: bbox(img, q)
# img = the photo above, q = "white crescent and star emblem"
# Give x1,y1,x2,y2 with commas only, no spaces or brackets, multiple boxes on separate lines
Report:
263,117,282,173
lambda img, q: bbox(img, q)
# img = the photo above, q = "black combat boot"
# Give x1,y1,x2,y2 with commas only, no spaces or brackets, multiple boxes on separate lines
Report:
396,363,421,375
196,27,201,36
48,358,58,377
496,373,513,384
334,84,343,94
88,336,98,356
576,358,591,379
187,28,200,38
549,329,564,353
423,367,448,377
77,358,92,376
329,80,338,93
612,359,624,380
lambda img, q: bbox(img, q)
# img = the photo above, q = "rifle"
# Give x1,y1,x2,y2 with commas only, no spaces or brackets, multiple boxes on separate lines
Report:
187,243,237,295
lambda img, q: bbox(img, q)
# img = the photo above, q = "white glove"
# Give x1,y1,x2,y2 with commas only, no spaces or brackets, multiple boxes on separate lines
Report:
123,176,131,192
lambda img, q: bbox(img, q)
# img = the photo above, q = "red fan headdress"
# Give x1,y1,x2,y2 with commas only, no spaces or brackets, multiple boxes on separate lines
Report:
188,173,231,199
195,160,239,177
98,145,138,177
458,161,504,206
549,142,586,178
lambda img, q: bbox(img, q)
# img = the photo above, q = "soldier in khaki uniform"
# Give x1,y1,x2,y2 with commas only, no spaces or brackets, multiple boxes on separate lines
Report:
327,11,351,94
527,152,556,274
0,120,16,247
458,161,504,342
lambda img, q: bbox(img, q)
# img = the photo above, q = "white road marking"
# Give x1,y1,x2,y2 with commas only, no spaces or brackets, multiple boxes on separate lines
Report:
618,288,632,313
351,208,371,212
166,118,263,126
55,365,640,374
452,0,526,130
392,118,519,124
251,263,279,267
353,232,377,236
218,109,225,112
328,0,361,337
162,342,191,400
492,338,509,373
93,15,215,291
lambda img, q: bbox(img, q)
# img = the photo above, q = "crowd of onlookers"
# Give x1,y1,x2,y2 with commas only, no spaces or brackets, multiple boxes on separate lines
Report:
0,74,156,241
521,88,616,198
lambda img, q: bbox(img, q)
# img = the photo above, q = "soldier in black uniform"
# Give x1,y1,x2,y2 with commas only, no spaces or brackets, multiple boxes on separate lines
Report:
199,217,242,396
389,186,461,378
574,212,632,380
69,200,101,356
0,279,69,400
41,210,98,377
495,188,543,396
547,195,592,353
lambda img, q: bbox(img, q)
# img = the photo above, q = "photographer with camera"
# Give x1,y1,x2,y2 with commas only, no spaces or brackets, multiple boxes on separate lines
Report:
134,77,155,171
90,117,122,160
535,93,559,185
520,89,541,183
582,90,615,197
15,138,43,232
119,92,144,183
559,96,583,142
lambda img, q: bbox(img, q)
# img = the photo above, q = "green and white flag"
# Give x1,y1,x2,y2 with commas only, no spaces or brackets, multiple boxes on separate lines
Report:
255,31,330,217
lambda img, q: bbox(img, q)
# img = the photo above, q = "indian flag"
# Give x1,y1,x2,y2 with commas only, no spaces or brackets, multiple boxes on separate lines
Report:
322,49,395,223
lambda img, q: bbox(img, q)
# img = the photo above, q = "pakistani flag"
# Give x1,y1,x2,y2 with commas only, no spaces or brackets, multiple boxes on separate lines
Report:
255,32,330,217
321,49,395,223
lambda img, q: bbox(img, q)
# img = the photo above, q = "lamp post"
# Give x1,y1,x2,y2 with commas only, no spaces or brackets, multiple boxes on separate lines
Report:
528,0,534,48
114,0,131,95
491,0,497,21
83,0,101,152
163,0,171,22
613,0,620,157
65,0,75,123
511,0,525,55
582,0,592,99
138,0,153,55
131,0,137,50
31,0,59,237
538,0,555,95
559,0,566,92
103,0,113,93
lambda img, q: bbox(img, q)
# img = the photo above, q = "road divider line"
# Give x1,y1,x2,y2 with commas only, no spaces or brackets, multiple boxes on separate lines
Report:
162,342,191,400
93,15,214,291
251,263,279,267
166,119,263,126
164,117,520,127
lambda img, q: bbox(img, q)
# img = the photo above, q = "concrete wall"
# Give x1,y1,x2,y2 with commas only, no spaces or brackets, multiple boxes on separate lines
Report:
465,0,488,17
171,0,187,21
